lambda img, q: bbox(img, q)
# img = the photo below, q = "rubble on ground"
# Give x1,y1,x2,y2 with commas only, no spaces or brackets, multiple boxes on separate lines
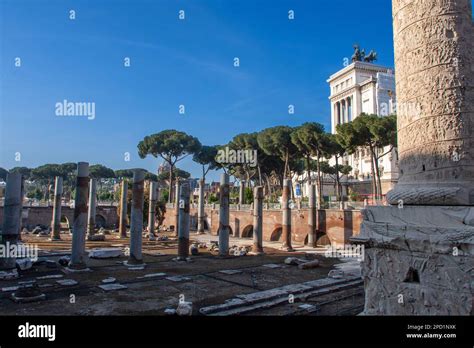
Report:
190,244,199,256
89,248,123,259
58,256,71,266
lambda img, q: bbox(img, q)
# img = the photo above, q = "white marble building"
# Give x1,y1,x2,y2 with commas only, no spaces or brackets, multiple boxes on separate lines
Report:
327,61,399,195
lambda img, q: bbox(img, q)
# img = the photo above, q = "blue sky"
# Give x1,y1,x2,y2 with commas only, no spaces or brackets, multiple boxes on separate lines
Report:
0,0,395,182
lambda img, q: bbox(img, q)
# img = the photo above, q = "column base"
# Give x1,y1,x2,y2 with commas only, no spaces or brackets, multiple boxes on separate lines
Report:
65,265,91,272
387,183,474,206
12,284,46,303
125,258,144,266
358,205,474,315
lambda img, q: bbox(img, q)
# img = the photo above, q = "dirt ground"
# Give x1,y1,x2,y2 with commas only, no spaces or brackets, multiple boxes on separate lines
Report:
0,232,364,316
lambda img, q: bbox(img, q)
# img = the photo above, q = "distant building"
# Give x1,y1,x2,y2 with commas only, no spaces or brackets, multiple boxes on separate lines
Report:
297,60,399,200
327,61,399,196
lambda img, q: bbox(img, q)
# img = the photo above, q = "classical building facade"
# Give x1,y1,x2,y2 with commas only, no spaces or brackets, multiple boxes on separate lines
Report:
328,61,399,196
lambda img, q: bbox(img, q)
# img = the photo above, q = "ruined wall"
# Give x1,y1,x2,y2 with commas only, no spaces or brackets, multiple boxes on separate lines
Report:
0,205,119,229
164,207,362,247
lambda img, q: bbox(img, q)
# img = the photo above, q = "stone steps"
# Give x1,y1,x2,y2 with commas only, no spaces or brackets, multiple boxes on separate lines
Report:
199,276,363,316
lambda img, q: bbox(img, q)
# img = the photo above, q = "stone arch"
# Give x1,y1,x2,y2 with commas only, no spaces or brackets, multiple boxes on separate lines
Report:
270,227,282,241
241,225,253,238
60,215,70,233
316,231,330,246
305,232,330,246
192,217,210,232
95,214,107,229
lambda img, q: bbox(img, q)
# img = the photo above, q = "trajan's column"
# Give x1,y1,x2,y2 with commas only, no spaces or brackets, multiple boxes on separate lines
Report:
359,0,474,315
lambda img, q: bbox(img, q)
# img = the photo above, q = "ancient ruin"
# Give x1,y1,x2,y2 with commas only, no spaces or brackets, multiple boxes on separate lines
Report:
360,0,474,315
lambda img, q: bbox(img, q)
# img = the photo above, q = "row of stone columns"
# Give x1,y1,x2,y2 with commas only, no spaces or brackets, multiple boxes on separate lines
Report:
1,166,317,271
63,165,157,269
334,96,352,126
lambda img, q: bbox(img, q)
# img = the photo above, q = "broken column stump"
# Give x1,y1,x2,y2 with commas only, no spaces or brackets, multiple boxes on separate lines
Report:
218,173,230,257
252,186,264,255
177,181,190,261
69,162,90,270
128,169,145,265
281,179,294,252
50,176,63,241
119,179,128,238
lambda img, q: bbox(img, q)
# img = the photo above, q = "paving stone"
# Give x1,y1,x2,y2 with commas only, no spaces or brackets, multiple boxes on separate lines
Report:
36,274,63,280
219,270,242,275
137,273,166,279
98,283,127,291
262,264,282,269
56,279,78,286
38,284,54,288
166,276,191,282
89,248,123,259
298,304,316,310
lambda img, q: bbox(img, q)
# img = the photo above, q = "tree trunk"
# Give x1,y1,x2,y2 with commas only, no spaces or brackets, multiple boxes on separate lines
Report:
316,153,323,207
306,155,312,185
374,152,383,201
284,151,289,179
369,145,378,203
335,156,341,201
168,164,173,203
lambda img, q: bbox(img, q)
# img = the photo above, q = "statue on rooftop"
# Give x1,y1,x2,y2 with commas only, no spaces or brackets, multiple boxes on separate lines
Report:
352,45,377,63
364,50,378,63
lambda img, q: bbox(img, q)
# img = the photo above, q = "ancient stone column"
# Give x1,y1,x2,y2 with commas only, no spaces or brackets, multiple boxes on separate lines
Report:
174,180,180,236
387,0,474,206
128,169,145,265
51,176,63,241
307,184,317,248
239,180,246,205
119,180,128,238
359,0,474,315
177,181,190,260
0,172,23,271
218,173,230,256
87,178,97,239
69,162,90,270
197,179,205,234
148,181,158,241
252,186,264,255
281,179,294,251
